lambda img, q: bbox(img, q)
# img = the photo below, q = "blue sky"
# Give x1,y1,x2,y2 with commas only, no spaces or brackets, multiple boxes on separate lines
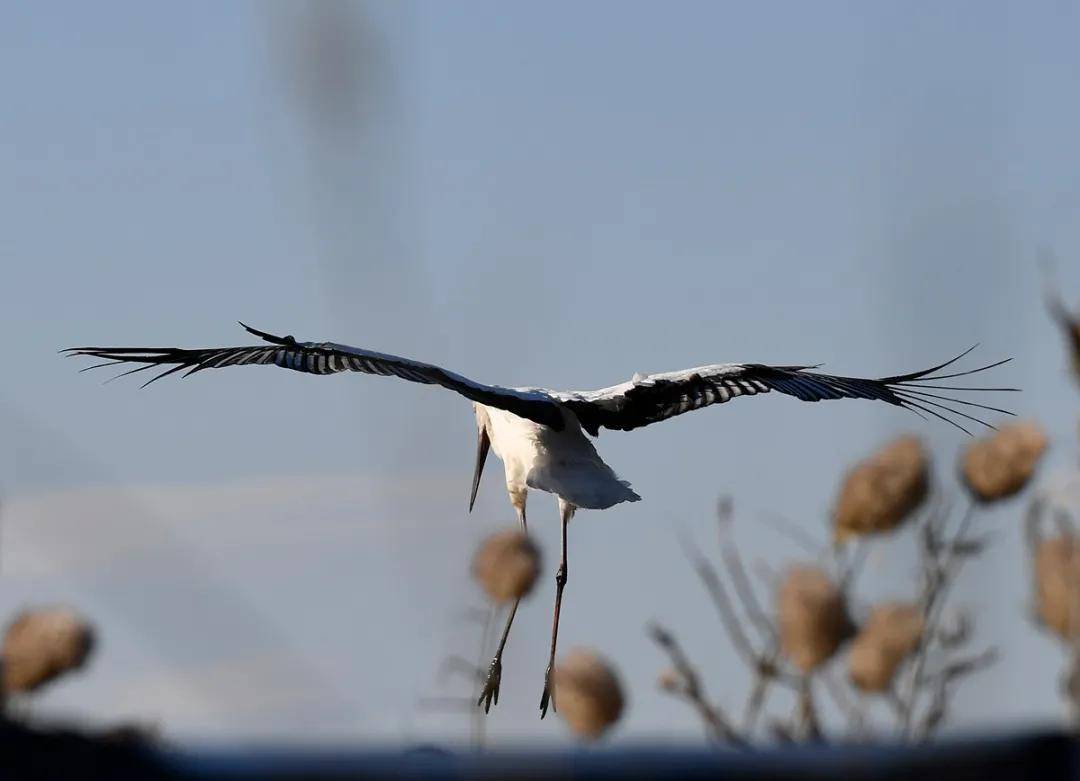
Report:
3,1,1080,744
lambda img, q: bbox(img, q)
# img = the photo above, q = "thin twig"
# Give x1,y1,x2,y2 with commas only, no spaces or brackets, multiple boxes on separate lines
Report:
1053,508,1077,538
681,539,762,671
916,679,949,740
1065,646,1080,732
838,539,870,594
886,688,907,724
901,500,978,737
717,498,778,645
1060,520,1080,729
1024,497,1044,556
769,719,798,744
439,655,485,685
820,667,865,736
794,677,823,742
649,623,749,747
914,647,998,741
752,558,780,594
919,647,998,688
741,646,784,736
472,607,494,749
741,675,771,736
684,542,804,692
757,509,827,558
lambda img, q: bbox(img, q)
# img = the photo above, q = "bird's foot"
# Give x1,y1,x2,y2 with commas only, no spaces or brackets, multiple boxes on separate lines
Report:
477,657,502,713
539,665,556,718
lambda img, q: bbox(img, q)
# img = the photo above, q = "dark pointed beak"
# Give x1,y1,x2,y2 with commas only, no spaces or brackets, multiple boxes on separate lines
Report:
468,425,491,513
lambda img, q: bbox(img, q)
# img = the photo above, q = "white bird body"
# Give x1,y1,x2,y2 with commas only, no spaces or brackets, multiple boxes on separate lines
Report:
66,323,1016,717
476,402,641,515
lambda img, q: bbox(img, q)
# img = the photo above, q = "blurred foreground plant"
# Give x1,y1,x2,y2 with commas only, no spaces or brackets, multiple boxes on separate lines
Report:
961,422,1048,503
430,527,627,742
847,603,923,694
2,607,95,699
833,436,929,543
1036,272,1080,727
0,598,156,744
777,566,854,674
472,529,541,604
553,648,625,739
1025,496,1080,728
651,430,1030,745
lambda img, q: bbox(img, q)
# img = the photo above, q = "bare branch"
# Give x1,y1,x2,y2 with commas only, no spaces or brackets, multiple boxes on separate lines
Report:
438,655,485,685
752,558,780,593
685,540,805,692
649,623,748,747
919,647,998,689
741,650,785,735
717,498,777,645
915,648,998,741
1024,497,1045,558
916,680,949,740
820,667,866,737
901,500,979,737
768,719,798,744
1064,647,1080,732
794,677,824,742
838,539,870,594
680,538,762,670
472,606,494,749
1053,508,1077,538
757,509,827,558
947,533,993,558
741,675,771,736
936,609,973,650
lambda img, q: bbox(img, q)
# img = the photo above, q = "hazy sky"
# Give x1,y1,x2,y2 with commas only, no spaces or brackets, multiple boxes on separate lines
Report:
3,1,1080,745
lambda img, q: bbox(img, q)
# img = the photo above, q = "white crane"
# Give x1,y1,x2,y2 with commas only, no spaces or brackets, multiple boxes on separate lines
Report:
66,323,1016,717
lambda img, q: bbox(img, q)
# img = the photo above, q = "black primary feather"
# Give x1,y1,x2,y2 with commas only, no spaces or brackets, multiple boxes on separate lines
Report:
737,347,1018,436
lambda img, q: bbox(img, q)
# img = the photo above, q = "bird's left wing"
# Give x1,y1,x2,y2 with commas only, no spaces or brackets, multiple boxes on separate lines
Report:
64,323,566,430
557,347,1016,435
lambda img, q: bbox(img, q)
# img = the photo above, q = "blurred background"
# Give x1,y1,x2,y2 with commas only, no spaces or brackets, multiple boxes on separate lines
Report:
2,0,1079,746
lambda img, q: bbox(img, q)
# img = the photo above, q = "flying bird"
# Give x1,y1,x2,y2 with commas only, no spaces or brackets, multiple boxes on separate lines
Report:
64,323,1017,717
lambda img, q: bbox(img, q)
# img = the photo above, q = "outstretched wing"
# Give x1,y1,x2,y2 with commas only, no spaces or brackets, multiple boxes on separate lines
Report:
64,323,566,430
558,347,1017,436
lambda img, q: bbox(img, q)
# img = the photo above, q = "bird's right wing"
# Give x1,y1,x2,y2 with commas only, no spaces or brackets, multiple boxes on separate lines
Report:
64,323,566,430
558,347,1017,436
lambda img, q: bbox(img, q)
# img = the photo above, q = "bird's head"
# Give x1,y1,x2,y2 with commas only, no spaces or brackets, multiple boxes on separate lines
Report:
469,404,492,513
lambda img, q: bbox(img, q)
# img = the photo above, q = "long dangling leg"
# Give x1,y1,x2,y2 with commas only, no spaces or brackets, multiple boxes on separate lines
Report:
540,498,574,718
478,495,527,712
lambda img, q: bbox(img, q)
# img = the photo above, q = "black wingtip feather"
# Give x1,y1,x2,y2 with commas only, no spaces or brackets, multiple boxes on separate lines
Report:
914,357,1014,383
893,390,998,432
878,344,980,384
140,363,190,389
78,360,123,373
755,346,1017,435
896,388,1016,417
104,364,158,384
897,396,975,436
